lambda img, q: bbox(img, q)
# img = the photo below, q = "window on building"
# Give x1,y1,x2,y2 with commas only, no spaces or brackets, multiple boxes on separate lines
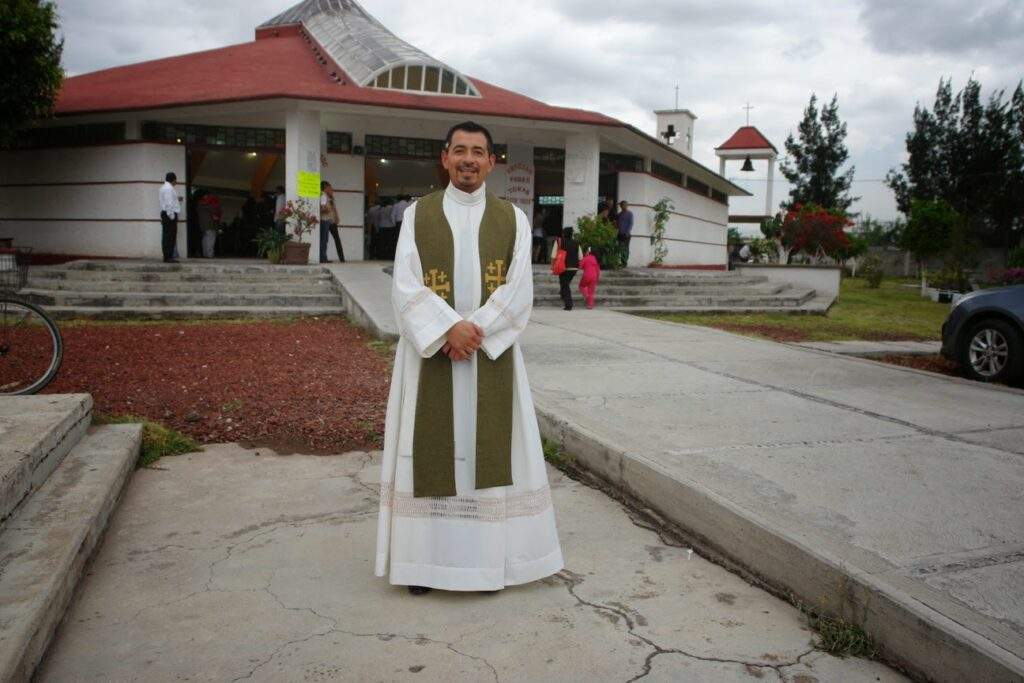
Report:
142,122,285,150
406,65,423,91
15,122,126,148
367,64,479,97
651,161,683,186
710,189,728,204
390,65,406,89
325,131,353,154
424,66,440,92
686,176,710,196
600,153,644,174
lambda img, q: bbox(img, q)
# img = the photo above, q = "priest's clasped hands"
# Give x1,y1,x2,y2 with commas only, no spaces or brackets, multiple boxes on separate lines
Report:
442,320,484,361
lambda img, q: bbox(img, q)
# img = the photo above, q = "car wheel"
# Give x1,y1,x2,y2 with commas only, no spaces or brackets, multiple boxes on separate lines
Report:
960,318,1024,384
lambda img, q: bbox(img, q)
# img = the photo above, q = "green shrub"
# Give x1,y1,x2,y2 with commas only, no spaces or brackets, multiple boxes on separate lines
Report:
860,254,884,288
575,214,622,269
1008,246,1024,268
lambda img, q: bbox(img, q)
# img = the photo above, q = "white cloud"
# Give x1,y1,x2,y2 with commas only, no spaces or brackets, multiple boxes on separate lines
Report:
51,0,1024,223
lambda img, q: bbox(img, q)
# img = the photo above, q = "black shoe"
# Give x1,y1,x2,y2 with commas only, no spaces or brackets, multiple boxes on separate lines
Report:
407,585,432,595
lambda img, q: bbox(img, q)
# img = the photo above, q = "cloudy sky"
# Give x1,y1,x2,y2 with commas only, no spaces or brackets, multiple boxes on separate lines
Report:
53,0,1024,226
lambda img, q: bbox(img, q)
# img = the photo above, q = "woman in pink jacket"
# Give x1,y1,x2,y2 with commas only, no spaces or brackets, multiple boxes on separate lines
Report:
578,247,601,309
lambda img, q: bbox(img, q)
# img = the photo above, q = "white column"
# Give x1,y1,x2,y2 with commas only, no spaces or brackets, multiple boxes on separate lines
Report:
562,131,600,230
285,107,323,263
766,156,776,217
719,157,726,177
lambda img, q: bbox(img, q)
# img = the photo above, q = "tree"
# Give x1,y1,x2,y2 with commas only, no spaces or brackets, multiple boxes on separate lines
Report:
900,198,959,287
887,77,1024,258
780,94,858,213
0,1,63,148
780,204,853,262
853,216,905,248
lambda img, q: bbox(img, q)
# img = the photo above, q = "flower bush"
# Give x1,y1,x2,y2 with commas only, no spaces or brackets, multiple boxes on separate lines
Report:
278,199,319,241
781,203,853,261
985,267,1024,288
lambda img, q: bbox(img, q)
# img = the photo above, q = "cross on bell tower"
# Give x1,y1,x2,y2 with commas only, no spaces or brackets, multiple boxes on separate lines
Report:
661,124,677,145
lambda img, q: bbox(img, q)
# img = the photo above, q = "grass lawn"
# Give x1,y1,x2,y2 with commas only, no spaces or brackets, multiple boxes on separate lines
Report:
647,277,950,342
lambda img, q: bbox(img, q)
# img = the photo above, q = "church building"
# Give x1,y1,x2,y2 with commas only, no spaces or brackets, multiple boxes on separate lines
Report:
0,0,749,266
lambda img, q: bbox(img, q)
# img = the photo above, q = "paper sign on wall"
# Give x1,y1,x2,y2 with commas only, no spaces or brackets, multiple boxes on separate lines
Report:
297,170,321,199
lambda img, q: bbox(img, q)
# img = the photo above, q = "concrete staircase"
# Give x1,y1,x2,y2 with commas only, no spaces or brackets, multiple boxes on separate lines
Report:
533,266,820,313
22,260,347,320
0,394,141,681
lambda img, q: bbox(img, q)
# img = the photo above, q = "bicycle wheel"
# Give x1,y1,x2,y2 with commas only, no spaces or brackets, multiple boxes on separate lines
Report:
0,298,63,395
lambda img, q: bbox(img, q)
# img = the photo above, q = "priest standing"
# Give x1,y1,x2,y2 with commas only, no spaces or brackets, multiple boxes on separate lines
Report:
375,121,564,594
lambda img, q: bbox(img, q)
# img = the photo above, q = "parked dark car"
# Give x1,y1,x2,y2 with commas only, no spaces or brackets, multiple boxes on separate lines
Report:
940,285,1024,384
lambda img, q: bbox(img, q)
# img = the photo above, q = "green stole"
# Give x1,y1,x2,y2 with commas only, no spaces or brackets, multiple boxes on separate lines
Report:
412,189,516,498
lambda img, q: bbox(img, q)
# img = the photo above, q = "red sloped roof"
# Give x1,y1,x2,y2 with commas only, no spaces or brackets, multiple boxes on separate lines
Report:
56,34,618,127
715,126,777,152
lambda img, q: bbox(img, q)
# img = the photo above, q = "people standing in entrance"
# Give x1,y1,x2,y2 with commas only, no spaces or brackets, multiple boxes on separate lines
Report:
376,120,564,595
616,200,634,266
377,197,397,259
159,172,180,263
319,181,345,263
196,190,222,258
556,226,580,310
391,195,411,239
273,185,287,235
365,198,382,259
579,247,601,309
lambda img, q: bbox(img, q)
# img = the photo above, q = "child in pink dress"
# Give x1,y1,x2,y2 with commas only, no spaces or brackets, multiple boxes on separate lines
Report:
578,248,601,309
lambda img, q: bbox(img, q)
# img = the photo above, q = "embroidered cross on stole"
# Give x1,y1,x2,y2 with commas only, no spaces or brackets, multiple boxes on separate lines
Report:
412,190,516,498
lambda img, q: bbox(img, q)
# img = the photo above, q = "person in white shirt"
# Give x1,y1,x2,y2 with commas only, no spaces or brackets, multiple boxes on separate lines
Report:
391,194,411,234
158,172,181,263
273,185,287,235
365,200,382,258
377,197,397,259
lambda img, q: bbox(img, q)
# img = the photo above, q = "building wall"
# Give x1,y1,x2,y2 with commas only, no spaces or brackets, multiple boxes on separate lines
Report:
321,153,364,261
617,171,728,267
0,142,186,258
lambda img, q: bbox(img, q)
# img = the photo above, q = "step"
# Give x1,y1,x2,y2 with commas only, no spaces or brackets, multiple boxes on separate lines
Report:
0,395,93,526
61,261,329,276
44,306,348,321
534,290,816,308
534,275,769,287
30,269,332,284
533,284,788,297
18,290,343,309
25,279,338,295
0,423,141,682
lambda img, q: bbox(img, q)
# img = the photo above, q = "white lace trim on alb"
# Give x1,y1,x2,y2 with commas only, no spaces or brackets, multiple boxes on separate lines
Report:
379,482,552,522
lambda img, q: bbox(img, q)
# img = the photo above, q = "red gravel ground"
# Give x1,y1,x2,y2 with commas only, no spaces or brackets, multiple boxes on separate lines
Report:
43,317,392,453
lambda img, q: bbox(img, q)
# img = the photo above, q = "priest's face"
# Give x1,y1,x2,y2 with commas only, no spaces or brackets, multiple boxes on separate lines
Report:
442,130,495,193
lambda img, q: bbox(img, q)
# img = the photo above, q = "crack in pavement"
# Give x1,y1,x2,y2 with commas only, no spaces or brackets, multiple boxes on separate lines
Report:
234,575,500,683
550,569,815,682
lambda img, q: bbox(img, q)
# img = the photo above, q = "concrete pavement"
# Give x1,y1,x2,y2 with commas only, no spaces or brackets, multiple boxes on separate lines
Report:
328,262,1024,681
523,308,1024,682
38,444,902,682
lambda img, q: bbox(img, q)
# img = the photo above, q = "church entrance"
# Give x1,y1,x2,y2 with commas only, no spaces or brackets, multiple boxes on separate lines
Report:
186,147,284,258
363,150,448,260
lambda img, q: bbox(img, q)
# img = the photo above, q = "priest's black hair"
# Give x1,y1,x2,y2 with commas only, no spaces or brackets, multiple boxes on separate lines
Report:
165,172,177,182
444,121,494,154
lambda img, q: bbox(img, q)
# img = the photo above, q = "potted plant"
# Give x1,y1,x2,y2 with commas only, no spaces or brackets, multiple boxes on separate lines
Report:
278,199,319,264
253,227,291,264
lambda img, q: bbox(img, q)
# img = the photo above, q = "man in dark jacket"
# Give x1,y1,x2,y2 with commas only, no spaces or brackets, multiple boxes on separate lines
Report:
558,226,580,310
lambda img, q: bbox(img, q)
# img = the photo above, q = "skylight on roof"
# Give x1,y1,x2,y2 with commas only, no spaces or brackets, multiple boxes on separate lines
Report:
262,0,480,97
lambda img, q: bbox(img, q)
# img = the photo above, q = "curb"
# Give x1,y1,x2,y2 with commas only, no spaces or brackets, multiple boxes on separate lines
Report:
533,401,1024,683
